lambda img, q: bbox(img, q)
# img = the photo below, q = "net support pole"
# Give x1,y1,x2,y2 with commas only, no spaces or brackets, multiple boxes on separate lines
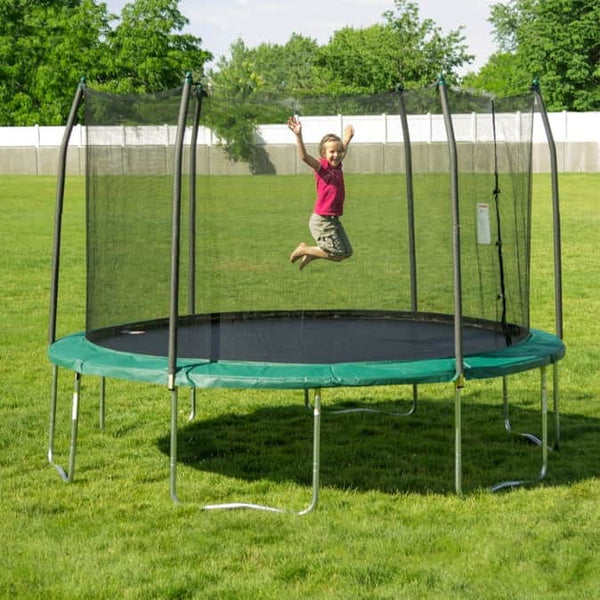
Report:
187,86,205,422
397,83,419,411
439,76,464,494
438,76,463,375
167,74,193,392
170,387,180,503
168,76,192,503
532,82,563,340
397,84,418,311
533,81,563,449
188,86,204,319
49,79,85,346
48,79,85,483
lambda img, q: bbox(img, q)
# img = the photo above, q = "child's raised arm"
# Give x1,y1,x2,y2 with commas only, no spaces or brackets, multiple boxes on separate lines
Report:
342,124,354,159
287,116,321,171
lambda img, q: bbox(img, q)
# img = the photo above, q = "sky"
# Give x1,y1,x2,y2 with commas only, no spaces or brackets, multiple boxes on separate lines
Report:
104,0,498,74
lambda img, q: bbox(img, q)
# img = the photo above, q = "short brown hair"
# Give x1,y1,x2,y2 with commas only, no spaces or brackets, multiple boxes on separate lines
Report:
319,134,343,157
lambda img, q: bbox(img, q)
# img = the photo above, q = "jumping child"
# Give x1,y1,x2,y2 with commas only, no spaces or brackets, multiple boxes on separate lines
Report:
287,116,354,270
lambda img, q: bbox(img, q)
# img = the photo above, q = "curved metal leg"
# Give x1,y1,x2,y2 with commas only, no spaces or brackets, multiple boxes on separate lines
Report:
188,387,197,422
48,368,81,483
170,387,181,504
502,374,547,447
201,389,322,514
305,385,417,417
454,377,463,496
99,377,106,431
553,363,560,450
491,366,549,492
540,366,549,479
298,389,321,515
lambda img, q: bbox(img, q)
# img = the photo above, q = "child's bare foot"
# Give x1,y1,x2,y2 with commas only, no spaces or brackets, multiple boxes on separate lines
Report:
299,255,315,271
290,242,307,263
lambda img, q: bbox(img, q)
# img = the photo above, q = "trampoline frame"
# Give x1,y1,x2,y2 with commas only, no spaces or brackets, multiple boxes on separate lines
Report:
47,75,565,513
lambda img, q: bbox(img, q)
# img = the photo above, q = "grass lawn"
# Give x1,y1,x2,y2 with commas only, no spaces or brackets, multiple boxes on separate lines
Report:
1,173,600,599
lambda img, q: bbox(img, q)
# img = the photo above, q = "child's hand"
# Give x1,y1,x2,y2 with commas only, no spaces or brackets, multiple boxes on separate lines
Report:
287,115,302,136
343,124,354,143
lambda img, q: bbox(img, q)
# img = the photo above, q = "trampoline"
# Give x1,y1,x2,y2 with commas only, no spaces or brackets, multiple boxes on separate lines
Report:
47,76,565,513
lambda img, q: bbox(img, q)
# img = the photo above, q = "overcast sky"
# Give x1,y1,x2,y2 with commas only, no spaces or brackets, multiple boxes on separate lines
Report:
104,0,498,74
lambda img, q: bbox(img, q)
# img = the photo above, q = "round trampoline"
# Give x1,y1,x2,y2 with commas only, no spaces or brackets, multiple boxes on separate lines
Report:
47,78,565,513
50,311,563,389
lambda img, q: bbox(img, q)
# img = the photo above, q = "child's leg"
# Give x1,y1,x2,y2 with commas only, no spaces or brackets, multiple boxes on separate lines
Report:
290,215,351,270
290,242,330,263
299,252,345,270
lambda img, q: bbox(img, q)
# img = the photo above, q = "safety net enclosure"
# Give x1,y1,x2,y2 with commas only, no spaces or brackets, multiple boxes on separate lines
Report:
48,76,565,510
78,84,542,378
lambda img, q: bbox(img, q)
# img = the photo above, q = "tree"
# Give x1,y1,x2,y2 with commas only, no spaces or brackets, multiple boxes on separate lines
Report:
210,34,323,98
211,0,473,98
205,35,325,163
381,0,473,87
100,0,211,93
462,52,529,97
471,0,600,110
0,0,111,124
0,0,212,125
316,24,407,93
206,0,474,162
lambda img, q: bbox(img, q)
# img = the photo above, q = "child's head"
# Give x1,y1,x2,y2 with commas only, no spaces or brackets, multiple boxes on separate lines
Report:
319,134,344,166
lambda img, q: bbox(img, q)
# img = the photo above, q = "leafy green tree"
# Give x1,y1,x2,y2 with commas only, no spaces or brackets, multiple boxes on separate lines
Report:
316,25,405,93
0,0,211,125
211,0,473,98
462,52,528,97
470,0,600,109
381,0,473,87
206,0,473,162
209,39,264,99
0,0,110,124
206,35,324,163
100,0,211,93
210,34,323,98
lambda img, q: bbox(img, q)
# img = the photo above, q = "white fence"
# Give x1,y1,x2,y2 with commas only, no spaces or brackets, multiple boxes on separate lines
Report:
1,111,599,174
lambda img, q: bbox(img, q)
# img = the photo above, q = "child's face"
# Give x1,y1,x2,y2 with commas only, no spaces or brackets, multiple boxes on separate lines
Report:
321,141,344,167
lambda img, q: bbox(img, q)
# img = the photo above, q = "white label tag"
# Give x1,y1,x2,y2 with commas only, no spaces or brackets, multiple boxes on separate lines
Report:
477,203,491,245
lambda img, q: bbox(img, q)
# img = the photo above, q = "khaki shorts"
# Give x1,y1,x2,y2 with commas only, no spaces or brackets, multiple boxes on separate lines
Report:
309,213,353,258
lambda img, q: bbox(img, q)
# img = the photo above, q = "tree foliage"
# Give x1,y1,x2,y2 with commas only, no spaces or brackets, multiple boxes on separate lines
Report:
210,0,473,99
468,0,600,110
100,0,210,94
204,0,473,163
0,0,211,125
381,0,473,87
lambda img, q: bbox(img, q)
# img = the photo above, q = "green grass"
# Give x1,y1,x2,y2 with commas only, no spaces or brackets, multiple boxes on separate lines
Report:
2,173,600,599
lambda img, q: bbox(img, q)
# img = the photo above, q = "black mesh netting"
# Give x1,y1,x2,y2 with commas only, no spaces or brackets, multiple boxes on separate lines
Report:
84,84,533,352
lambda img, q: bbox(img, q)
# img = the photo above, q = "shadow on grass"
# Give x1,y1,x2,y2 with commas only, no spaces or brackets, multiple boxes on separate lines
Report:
157,393,600,496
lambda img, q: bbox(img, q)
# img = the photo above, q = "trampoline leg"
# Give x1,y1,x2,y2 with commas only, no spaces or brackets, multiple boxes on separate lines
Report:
48,368,81,482
305,386,417,417
99,377,106,431
491,366,550,492
201,388,322,514
454,377,463,496
65,372,82,483
553,363,560,450
502,375,511,433
502,374,546,448
47,365,66,480
189,387,196,422
299,388,321,515
540,366,549,480
170,387,180,504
